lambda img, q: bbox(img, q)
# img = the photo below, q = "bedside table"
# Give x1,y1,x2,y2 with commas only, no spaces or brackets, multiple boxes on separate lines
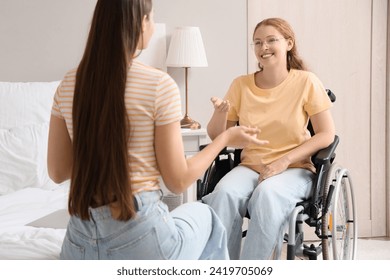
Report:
181,128,208,155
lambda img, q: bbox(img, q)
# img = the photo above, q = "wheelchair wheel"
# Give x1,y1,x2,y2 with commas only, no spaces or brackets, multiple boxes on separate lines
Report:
321,163,357,260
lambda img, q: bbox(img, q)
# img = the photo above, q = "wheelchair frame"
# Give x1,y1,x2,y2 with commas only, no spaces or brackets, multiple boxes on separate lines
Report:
286,136,357,260
197,90,358,260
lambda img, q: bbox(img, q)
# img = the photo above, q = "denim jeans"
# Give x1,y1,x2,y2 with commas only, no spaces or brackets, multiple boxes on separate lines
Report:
60,190,228,260
202,166,314,260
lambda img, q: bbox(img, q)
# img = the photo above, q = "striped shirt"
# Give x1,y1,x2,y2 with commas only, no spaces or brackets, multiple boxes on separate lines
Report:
51,60,182,192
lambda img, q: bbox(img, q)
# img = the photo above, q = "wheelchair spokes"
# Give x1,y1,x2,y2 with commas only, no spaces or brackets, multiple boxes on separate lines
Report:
321,164,357,260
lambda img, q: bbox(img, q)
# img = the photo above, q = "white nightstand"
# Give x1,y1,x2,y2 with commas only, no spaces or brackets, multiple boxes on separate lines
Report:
181,128,208,155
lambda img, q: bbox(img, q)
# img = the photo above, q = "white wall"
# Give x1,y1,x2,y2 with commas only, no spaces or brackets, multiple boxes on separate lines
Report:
0,0,97,82
0,0,247,129
154,0,247,128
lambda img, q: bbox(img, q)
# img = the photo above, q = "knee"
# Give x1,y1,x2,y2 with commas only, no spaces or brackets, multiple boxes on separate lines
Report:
250,184,279,206
204,183,243,207
204,186,250,220
202,185,231,208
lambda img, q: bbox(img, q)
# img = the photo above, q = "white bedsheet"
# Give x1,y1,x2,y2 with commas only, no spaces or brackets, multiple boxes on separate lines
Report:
0,183,69,259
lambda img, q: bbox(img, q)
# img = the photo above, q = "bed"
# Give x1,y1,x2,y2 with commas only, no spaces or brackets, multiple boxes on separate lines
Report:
0,183,69,259
0,24,169,260
0,80,69,259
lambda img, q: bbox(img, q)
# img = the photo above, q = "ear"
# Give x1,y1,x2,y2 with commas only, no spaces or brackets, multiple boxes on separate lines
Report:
286,38,294,51
137,16,148,50
142,15,148,32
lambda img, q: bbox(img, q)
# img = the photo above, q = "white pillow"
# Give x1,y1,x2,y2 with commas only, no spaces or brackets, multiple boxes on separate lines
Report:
0,81,60,129
0,122,57,195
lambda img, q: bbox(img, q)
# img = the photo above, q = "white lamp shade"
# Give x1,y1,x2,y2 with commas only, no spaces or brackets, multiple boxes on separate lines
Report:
166,26,208,67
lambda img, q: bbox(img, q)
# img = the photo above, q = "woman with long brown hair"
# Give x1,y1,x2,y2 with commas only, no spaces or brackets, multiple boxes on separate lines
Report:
47,0,266,260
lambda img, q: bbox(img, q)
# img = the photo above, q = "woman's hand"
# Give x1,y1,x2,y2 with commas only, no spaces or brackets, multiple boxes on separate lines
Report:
258,157,290,183
207,97,233,140
224,125,268,149
211,97,230,113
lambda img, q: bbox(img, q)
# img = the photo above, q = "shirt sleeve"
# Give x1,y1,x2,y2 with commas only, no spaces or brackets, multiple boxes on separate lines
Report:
304,72,333,116
154,73,182,126
51,83,65,119
225,77,241,122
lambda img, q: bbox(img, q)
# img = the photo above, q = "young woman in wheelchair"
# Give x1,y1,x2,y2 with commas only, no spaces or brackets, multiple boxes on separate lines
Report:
203,18,335,260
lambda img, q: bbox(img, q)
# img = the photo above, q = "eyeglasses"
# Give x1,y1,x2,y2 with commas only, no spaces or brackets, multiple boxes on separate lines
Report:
251,37,285,49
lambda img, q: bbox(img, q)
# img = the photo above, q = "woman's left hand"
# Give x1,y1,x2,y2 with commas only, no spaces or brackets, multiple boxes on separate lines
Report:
210,97,230,113
258,157,290,183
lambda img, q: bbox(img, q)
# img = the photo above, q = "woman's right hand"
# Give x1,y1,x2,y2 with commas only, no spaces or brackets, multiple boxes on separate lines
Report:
211,97,230,113
224,126,269,149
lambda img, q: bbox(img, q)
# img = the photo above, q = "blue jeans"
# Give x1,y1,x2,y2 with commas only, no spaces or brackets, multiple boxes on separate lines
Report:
202,166,314,260
60,190,228,260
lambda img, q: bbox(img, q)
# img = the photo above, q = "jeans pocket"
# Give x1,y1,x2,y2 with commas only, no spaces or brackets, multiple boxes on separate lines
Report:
60,234,85,260
106,227,166,260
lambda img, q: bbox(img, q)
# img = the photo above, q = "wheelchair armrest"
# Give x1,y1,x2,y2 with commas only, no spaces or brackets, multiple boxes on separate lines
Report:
312,135,339,166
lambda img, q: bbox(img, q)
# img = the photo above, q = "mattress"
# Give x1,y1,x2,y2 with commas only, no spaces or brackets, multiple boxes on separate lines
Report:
0,183,69,259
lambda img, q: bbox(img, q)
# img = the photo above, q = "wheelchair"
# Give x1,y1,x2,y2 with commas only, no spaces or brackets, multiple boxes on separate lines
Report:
197,90,358,260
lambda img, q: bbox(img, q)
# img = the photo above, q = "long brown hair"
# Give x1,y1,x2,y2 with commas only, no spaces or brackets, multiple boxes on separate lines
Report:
69,0,153,221
253,18,307,71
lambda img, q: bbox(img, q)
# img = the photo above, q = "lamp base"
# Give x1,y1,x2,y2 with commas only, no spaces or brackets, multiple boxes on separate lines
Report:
180,114,201,129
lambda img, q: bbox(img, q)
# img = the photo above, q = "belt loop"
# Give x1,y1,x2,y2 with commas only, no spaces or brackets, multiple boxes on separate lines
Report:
133,190,163,212
88,208,96,223
158,189,163,200
133,193,142,211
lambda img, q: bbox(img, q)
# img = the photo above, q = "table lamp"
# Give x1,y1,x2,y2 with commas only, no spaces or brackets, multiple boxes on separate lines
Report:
166,26,208,129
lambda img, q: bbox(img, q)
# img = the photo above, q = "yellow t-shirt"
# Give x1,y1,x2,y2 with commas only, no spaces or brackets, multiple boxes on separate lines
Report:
226,69,332,172
51,60,182,192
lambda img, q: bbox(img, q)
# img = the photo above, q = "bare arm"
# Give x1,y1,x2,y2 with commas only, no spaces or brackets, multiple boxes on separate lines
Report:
258,109,335,181
207,97,236,140
47,115,73,183
285,109,335,164
155,121,268,194
47,108,267,191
